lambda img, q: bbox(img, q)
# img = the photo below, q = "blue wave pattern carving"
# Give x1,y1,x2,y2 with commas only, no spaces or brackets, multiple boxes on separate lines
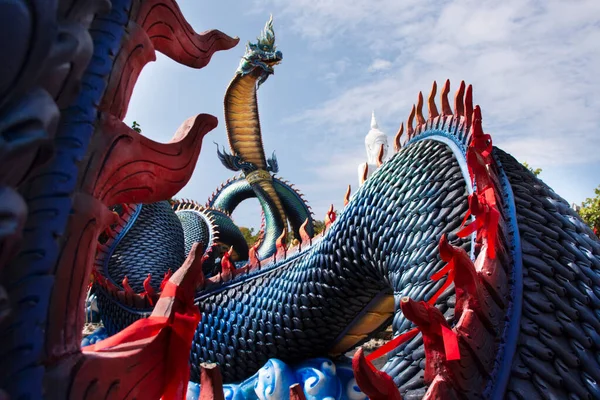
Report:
186,358,366,400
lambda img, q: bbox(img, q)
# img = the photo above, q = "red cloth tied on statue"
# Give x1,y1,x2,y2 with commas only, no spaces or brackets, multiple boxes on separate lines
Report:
83,281,200,400
469,106,492,163
470,132,492,162
457,191,499,259
466,147,494,191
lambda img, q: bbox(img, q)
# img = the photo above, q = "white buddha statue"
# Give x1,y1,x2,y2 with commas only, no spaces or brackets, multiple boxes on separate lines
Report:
358,111,389,186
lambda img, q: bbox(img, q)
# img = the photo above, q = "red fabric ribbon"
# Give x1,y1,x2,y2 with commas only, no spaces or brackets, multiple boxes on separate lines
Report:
366,327,420,361
427,259,455,305
83,281,200,400
441,325,460,361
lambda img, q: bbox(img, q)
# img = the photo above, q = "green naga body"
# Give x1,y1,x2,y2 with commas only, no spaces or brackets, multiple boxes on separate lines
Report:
217,16,293,257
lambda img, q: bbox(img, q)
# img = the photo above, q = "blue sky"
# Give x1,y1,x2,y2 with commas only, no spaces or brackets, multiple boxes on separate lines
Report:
125,0,600,230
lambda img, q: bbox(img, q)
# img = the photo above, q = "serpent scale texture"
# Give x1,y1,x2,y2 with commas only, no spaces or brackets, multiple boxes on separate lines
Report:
96,289,151,336
190,139,470,384
496,149,600,399
105,201,185,292
177,210,212,257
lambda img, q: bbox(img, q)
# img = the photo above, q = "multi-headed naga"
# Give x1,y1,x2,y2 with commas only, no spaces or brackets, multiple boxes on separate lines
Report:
1,2,599,400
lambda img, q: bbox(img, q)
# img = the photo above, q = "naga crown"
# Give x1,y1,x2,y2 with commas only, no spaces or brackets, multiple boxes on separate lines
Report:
257,15,276,50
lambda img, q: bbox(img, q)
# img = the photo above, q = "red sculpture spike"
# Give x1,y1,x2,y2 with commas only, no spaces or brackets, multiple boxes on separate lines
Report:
143,274,157,306
344,185,351,207
122,276,135,295
275,231,287,260
440,79,452,116
454,80,465,116
160,269,173,291
360,163,369,185
299,218,312,249
352,348,403,400
416,91,426,125
376,144,385,167
394,123,404,152
407,105,416,138
248,242,261,271
325,204,336,231
400,298,460,383
428,81,439,119
464,85,473,128
221,247,235,281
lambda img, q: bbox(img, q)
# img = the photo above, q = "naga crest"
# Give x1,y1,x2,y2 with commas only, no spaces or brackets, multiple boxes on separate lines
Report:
237,15,283,87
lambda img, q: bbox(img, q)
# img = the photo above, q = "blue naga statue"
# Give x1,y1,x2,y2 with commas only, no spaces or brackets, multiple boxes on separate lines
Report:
1,1,599,400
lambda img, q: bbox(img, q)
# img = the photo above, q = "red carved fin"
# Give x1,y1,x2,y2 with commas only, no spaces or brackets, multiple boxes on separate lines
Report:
100,20,156,120
100,0,239,121
352,348,403,400
85,113,216,206
135,0,239,69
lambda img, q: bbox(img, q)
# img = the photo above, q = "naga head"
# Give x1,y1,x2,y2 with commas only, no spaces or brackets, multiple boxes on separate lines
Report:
237,15,283,87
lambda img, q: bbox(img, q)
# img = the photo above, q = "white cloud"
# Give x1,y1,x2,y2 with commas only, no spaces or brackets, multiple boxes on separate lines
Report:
321,58,351,83
257,0,600,169
368,59,393,73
